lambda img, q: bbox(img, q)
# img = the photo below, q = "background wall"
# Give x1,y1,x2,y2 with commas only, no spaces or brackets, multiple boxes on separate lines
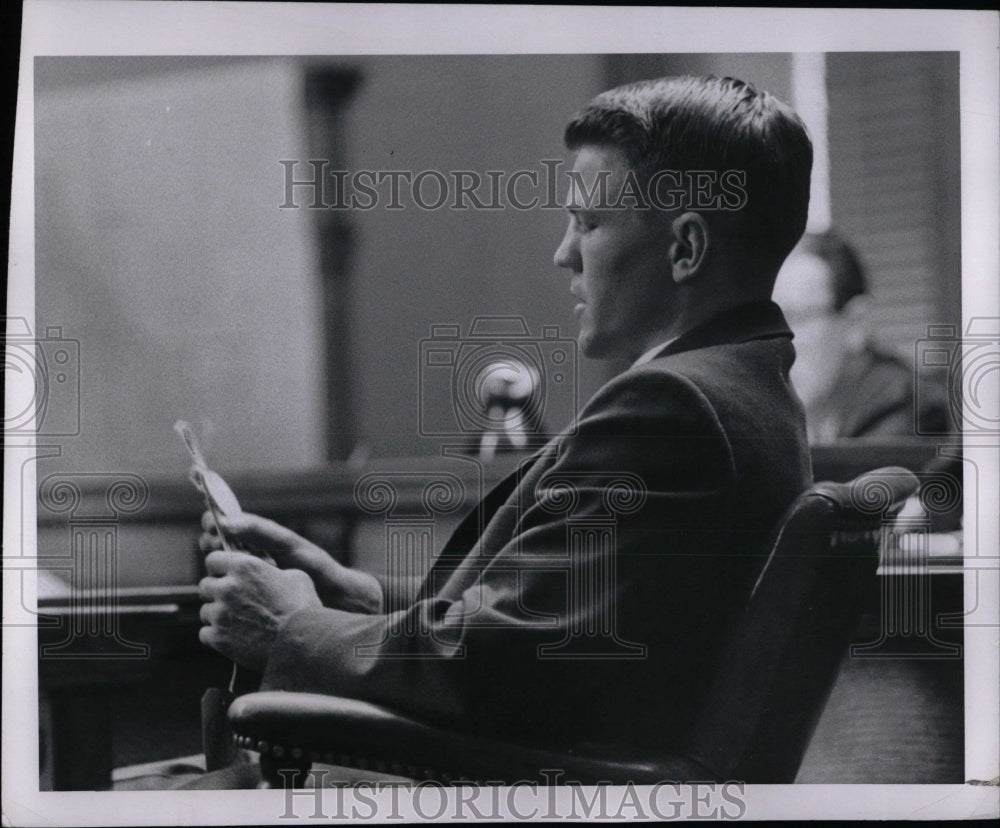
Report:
604,52,793,102
826,52,962,350
340,55,607,460
34,53,960,481
35,56,326,477
35,55,609,475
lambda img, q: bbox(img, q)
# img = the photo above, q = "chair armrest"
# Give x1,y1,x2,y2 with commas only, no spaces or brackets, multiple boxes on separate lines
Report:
229,691,715,785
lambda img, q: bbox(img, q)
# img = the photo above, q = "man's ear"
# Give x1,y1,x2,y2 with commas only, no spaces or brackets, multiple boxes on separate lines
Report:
668,212,710,285
841,293,870,321
840,293,871,351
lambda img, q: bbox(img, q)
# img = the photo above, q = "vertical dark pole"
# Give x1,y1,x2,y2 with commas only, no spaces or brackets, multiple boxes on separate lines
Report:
303,66,361,462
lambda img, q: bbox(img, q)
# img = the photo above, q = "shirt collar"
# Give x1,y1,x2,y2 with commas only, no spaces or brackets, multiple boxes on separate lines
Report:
627,301,794,368
630,337,678,369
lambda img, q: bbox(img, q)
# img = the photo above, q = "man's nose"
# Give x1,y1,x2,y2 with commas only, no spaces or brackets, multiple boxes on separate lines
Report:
553,227,580,271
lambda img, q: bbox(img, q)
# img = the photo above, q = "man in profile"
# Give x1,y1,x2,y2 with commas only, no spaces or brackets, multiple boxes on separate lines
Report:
188,75,814,786
772,230,950,442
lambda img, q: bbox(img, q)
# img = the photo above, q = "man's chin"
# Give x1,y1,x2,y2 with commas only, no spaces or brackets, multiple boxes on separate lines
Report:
577,331,597,360
578,332,617,362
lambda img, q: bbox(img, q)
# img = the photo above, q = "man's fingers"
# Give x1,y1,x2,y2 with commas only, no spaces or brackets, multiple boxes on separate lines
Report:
199,511,294,558
199,600,217,625
197,597,225,656
199,528,252,555
233,515,297,551
203,550,256,577
201,510,225,532
200,509,250,541
198,575,219,601
198,530,222,552
198,624,223,654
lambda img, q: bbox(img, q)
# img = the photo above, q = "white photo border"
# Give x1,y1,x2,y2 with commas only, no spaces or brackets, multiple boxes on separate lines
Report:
4,2,998,824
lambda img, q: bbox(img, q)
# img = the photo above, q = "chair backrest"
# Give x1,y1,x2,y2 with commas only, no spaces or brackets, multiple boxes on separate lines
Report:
682,466,919,783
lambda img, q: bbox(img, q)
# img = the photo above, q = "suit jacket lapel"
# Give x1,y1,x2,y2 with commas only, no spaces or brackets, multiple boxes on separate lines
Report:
417,438,560,600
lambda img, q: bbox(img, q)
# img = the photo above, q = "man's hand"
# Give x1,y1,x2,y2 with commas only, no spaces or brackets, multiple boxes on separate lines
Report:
200,511,325,569
200,512,383,613
198,550,322,672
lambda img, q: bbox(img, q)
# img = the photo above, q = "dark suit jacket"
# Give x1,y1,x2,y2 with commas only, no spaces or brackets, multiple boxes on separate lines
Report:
262,301,812,760
813,341,950,441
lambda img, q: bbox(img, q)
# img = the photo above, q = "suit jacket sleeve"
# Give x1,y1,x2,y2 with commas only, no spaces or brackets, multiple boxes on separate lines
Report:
261,368,739,730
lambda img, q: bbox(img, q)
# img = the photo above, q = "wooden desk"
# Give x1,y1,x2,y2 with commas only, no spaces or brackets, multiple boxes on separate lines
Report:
37,586,231,790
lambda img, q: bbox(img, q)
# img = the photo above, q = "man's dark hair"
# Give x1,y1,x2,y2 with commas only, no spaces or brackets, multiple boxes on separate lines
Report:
798,230,868,313
564,75,813,271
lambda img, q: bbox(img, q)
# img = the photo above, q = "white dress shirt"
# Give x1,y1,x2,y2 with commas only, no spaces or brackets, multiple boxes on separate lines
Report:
631,337,678,369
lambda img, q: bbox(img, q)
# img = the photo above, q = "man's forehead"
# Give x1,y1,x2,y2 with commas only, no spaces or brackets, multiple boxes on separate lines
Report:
564,145,634,208
773,250,836,309
570,144,631,173
567,145,630,180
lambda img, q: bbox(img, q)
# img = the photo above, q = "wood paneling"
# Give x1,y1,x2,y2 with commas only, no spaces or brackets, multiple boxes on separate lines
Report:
826,52,962,354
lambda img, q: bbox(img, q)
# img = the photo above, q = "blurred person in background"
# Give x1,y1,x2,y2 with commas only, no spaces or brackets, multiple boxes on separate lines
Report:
772,230,950,443
774,231,961,538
